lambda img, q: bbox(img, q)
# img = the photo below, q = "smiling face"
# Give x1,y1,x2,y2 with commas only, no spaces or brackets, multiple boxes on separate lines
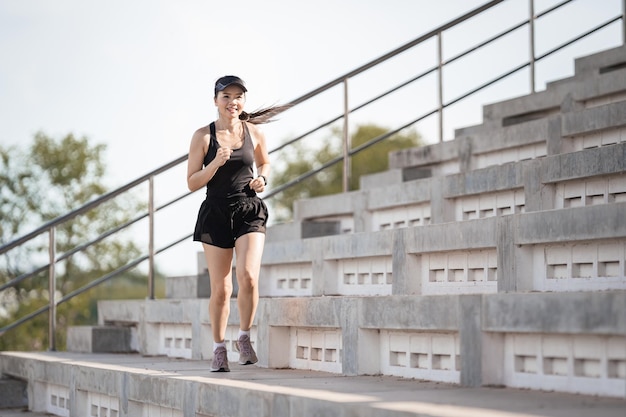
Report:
214,84,246,120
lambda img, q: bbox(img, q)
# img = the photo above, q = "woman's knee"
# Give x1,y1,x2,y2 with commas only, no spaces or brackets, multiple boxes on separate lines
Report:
236,268,258,291
210,283,233,304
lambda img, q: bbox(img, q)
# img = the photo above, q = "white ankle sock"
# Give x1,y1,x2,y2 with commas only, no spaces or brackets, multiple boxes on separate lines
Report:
238,329,250,339
213,341,225,351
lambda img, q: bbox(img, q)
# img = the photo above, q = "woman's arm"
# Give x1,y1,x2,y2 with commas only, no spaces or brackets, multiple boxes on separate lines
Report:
248,123,270,192
187,128,232,192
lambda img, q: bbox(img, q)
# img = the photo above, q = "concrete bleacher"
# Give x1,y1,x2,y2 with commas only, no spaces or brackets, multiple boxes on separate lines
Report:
1,44,626,416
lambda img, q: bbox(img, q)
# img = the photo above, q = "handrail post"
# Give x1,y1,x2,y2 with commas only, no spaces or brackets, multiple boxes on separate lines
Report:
342,79,351,192
622,0,626,44
48,227,56,351
148,176,155,300
529,0,536,93
437,32,444,143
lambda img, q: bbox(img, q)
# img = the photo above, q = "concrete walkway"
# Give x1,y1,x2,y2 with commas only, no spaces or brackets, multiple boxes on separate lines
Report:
1,351,625,417
0,410,54,417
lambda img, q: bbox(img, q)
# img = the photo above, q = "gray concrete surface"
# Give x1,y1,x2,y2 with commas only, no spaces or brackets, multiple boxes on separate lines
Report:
2,351,625,417
0,410,54,417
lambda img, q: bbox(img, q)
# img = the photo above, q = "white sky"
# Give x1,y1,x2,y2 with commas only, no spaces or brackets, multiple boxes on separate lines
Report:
1,0,623,276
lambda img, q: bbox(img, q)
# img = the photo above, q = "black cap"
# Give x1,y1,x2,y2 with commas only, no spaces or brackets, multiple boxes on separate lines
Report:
214,75,247,95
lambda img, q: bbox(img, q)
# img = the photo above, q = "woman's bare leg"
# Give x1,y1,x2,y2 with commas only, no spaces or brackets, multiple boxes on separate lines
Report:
234,232,265,331
203,243,234,344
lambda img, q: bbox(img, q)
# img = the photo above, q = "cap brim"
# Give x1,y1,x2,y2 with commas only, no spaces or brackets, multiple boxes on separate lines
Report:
215,82,247,93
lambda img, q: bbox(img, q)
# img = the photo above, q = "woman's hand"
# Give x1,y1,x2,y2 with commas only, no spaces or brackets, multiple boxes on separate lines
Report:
249,176,266,193
215,147,233,167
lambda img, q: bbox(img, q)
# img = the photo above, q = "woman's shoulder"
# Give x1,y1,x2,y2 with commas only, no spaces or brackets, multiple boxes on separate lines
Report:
244,122,266,149
192,123,214,142
244,121,262,133
244,121,265,140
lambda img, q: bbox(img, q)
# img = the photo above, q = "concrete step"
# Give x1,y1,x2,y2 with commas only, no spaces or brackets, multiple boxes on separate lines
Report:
66,325,137,353
1,351,625,417
286,141,626,238
89,292,626,398
0,409,53,417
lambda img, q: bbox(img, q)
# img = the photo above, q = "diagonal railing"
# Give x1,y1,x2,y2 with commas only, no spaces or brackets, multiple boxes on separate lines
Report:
0,0,624,350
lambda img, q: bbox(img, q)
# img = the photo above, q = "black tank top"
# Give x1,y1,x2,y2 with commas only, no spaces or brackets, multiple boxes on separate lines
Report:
204,122,255,199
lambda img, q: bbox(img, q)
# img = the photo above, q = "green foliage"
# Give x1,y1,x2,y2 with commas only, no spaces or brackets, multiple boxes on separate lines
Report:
270,124,422,221
0,132,158,351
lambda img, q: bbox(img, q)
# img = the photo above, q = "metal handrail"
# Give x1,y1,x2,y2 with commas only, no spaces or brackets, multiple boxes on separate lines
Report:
1,0,624,348
0,154,187,255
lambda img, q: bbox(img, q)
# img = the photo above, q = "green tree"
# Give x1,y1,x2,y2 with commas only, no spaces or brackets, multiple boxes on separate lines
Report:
0,132,156,351
270,124,423,221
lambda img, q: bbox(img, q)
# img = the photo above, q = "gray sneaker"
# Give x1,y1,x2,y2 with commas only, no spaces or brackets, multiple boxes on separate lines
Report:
235,334,258,365
210,346,230,372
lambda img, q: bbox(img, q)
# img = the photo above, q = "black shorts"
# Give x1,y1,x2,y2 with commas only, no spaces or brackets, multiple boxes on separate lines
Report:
193,196,268,248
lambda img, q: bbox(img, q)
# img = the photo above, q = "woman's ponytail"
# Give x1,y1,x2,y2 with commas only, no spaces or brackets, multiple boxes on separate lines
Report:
239,104,292,124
